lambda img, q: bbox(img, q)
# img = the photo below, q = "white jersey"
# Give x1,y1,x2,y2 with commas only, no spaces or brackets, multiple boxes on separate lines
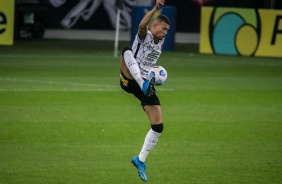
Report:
132,30,164,80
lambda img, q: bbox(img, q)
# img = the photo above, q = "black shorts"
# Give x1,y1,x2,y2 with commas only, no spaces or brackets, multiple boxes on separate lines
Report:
120,71,160,106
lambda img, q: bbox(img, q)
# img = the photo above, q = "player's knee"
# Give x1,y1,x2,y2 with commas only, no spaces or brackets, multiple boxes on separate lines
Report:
151,123,164,133
122,47,132,57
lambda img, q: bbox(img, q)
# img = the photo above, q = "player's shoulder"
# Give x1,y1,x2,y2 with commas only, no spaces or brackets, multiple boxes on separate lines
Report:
136,30,153,43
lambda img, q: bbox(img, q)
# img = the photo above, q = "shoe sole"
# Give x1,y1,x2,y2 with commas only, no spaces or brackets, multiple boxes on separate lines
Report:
148,77,155,97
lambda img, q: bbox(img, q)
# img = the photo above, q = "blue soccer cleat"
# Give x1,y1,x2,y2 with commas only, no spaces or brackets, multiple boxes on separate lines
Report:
141,77,155,96
132,156,148,182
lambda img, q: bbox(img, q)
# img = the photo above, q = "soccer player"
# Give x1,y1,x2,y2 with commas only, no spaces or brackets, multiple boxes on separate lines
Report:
119,0,170,182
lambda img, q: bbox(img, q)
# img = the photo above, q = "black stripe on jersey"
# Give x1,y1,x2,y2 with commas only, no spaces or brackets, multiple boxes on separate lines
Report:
134,43,141,59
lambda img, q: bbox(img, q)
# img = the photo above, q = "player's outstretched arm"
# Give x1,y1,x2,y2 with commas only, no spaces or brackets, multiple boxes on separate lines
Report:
138,0,165,40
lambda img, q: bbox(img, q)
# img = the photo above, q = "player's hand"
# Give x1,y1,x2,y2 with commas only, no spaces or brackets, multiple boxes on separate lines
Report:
156,0,165,9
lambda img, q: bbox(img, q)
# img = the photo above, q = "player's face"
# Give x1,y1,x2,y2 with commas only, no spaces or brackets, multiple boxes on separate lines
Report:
153,21,170,41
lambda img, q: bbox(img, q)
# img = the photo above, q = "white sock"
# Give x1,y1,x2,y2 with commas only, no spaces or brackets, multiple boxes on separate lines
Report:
138,129,161,162
123,50,144,88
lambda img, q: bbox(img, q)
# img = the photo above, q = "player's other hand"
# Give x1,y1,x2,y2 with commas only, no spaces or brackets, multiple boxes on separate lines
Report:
156,0,165,9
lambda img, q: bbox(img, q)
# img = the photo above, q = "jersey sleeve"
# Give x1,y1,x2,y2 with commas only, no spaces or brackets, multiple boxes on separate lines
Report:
136,34,143,43
136,31,153,45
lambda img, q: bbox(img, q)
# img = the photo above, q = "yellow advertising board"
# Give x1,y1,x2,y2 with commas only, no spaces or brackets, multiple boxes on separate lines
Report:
200,7,282,58
0,0,14,45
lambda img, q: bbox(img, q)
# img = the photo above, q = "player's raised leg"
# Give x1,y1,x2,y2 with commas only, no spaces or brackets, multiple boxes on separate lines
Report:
121,47,155,96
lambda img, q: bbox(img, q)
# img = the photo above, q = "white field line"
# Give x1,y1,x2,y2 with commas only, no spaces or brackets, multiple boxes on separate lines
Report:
0,54,112,59
0,88,174,92
0,89,120,92
0,78,174,92
0,77,115,88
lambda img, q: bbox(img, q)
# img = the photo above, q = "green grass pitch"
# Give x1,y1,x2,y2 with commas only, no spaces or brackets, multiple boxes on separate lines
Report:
0,39,282,183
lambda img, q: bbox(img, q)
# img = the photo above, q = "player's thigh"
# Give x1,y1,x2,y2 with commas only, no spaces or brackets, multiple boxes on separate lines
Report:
144,105,163,124
120,56,133,80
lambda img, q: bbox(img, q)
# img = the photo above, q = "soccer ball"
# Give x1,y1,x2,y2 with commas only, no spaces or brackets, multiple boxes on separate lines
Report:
148,66,168,86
